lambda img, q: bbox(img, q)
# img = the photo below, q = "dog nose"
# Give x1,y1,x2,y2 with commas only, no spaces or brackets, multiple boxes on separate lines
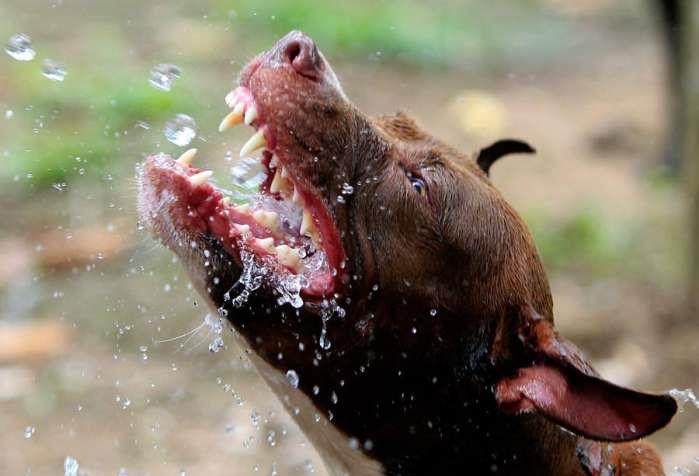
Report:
279,31,323,80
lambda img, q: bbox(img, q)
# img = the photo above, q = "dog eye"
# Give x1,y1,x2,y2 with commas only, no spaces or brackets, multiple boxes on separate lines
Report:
408,174,427,196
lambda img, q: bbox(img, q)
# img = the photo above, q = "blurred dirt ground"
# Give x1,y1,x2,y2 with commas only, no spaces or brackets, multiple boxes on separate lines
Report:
1,1,698,475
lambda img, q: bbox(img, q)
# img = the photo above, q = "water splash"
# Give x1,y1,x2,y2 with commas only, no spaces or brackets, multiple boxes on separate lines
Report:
205,313,224,353
222,249,310,310
5,33,35,61
669,388,699,412
149,63,181,91
318,299,346,350
164,114,197,146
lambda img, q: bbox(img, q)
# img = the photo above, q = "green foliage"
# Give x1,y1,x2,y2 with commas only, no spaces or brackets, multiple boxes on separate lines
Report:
527,207,636,275
527,205,682,286
1,58,199,188
221,0,568,68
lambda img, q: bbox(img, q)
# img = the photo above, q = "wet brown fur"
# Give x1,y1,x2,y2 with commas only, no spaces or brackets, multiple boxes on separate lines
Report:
140,32,675,476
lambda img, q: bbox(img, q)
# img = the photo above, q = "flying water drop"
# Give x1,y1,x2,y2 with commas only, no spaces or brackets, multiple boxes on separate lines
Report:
64,456,79,476
164,114,197,147
5,33,35,61
286,370,299,388
41,59,67,81
149,63,181,91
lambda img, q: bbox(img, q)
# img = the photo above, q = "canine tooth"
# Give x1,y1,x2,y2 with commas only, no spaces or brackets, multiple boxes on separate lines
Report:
275,245,301,272
300,210,316,237
189,170,213,186
244,105,258,125
270,168,284,193
240,129,266,157
233,223,250,235
253,210,278,229
292,187,302,203
233,203,250,214
218,104,245,132
257,237,275,252
176,148,197,166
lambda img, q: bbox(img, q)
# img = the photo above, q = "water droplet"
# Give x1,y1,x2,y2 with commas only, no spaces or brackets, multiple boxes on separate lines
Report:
429,308,438,317
5,110,14,119
266,429,277,447
41,59,67,81
24,426,35,438
341,183,354,195
5,33,35,61
149,63,182,91
64,456,79,476
286,370,299,388
164,114,197,146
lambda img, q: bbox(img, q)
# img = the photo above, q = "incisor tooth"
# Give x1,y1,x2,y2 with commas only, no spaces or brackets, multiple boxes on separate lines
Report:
233,203,250,214
176,148,197,166
240,129,266,157
221,197,231,206
218,104,245,132
256,237,275,252
189,170,213,186
281,167,289,178
225,90,239,108
275,245,301,272
253,210,278,229
233,223,250,235
269,155,279,168
244,105,258,125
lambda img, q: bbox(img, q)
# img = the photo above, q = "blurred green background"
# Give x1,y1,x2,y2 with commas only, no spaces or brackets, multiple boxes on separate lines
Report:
0,0,697,474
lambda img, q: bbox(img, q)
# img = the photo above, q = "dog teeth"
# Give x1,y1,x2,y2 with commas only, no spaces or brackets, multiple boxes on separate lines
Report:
233,223,250,235
176,148,197,166
219,103,245,132
292,187,302,204
189,170,213,186
300,210,319,240
256,237,275,252
253,210,279,230
240,129,267,157
275,245,301,272
244,105,258,125
221,197,231,207
270,166,294,195
225,90,239,108
233,203,250,214
269,155,279,168
270,168,283,193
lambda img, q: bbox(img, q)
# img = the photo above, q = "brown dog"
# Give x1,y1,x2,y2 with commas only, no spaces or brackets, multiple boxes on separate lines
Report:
138,31,677,476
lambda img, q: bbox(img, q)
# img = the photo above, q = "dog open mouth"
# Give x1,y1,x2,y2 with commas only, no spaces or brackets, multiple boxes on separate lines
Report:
139,83,346,304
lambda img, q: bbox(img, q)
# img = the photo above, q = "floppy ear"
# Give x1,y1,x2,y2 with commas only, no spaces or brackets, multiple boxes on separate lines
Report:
476,139,535,175
495,307,677,442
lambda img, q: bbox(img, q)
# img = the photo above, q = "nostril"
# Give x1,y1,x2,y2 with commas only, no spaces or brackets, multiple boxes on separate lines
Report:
281,34,322,81
284,41,302,64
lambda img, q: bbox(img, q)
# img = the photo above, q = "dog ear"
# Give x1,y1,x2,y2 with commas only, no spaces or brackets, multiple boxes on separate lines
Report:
494,306,677,442
476,139,535,175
